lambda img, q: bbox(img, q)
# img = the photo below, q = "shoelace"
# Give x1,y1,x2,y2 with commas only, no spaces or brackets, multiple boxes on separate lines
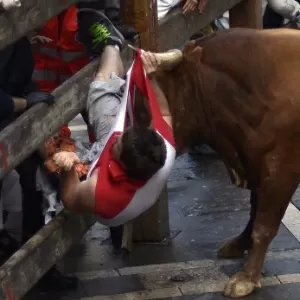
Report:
89,23,111,49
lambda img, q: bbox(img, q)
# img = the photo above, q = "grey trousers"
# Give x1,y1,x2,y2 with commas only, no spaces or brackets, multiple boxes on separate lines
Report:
87,73,125,144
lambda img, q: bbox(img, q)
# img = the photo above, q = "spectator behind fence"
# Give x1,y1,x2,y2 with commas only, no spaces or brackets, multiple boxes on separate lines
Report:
263,0,300,28
0,36,78,288
157,0,208,20
0,171,22,264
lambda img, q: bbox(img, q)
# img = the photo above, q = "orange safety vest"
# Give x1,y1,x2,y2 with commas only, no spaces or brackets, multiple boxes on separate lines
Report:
33,6,89,92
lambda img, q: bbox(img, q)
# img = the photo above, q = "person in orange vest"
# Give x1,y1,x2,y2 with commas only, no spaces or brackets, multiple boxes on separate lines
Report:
31,5,94,141
32,3,137,142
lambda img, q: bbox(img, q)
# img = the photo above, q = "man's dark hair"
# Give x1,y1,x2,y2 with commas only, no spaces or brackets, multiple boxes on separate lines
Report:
120,125,167,180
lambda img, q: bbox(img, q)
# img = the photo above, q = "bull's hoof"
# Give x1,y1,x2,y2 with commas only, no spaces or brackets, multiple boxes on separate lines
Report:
218,236,248,259
224,272,261,298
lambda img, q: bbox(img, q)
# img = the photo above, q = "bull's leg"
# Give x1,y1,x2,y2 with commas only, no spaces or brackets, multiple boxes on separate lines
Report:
218,190,257,258
223,168,298,298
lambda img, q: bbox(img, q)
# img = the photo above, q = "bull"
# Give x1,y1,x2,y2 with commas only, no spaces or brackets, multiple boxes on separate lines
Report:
150,28,300,297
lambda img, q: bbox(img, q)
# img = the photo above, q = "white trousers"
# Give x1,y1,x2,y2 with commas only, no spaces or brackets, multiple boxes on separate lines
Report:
268,0,300,20
157,0,182,20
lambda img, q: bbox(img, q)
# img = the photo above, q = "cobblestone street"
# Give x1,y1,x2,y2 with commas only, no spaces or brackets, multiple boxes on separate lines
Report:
23,115,300,300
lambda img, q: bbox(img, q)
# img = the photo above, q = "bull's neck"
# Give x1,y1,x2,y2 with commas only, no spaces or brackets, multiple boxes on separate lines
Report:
157,69,214,153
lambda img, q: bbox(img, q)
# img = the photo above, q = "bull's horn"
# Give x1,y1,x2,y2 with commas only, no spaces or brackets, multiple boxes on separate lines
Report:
128,44,182,70
154,49,183,70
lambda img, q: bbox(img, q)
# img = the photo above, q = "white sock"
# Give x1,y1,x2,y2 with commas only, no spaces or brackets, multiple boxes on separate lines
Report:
114,45,120,51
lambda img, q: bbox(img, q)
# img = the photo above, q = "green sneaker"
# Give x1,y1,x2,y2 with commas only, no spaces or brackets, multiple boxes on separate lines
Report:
77,9,124,56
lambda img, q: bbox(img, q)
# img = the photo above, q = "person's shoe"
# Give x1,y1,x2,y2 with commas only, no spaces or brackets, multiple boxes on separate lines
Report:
103,8,137,40
115,24,137,41
77,9,125,56
37,267,78,290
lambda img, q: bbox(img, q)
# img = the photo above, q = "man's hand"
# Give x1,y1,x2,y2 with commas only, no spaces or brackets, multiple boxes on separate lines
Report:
183,0,208,14
53,152,80,172
182,0,198,14
141,51,160,78
25,92,54,109
31,35,53,44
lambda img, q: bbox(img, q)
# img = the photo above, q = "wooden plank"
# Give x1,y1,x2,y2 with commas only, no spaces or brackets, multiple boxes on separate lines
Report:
229,0,262,29
0,211,97,300
0,0,80,51
158,0,243,51
0,48,133,181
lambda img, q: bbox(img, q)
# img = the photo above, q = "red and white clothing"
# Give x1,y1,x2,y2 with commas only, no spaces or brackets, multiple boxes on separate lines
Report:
87,52,176,226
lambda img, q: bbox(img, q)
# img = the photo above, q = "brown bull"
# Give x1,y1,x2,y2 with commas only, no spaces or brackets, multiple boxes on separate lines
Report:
153,28,300,297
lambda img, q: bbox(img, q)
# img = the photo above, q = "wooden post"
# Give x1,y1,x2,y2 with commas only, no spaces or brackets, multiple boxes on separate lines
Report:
121,0,158,51
229,0,262,29
121,0,170,242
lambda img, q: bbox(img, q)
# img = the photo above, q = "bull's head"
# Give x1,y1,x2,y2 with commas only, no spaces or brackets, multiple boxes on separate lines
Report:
150,40,205,72
148,41,206,152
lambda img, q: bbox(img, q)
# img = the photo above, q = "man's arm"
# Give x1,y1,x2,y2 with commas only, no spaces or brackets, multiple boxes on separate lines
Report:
53,152,97,213
149,77,172,128
141,51,172,128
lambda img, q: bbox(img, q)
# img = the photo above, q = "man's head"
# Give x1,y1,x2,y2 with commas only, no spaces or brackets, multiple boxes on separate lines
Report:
112,126,167,180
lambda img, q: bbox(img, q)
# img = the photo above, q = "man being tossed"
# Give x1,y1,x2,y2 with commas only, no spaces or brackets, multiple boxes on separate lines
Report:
53,10,172,223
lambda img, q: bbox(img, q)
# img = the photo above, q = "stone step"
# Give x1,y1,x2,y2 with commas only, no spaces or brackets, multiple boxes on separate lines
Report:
60,249,300,300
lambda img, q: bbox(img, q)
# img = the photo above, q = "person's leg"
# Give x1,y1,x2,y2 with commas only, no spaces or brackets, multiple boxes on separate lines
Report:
16,153,44,242
2,170,23,243
80,11,128,249
0,183,3,232
87,45,126,251
0,173,20,265
77,0,137,40
87,46,125,144
267,0,300,21
263,4,285,28
78,9,126,138
80,109,95,142
16,153,78,289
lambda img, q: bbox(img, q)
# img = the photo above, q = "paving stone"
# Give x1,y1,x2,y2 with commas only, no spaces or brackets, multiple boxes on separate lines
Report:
81,287,182,300
58,154,300,300
277,273,300,284
263,259,300,276
23,281,87,300
81,274,144,297
156,283,300,300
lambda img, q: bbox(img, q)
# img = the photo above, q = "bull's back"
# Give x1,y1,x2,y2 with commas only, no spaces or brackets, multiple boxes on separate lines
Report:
196,28,300,133
189,28,300,171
